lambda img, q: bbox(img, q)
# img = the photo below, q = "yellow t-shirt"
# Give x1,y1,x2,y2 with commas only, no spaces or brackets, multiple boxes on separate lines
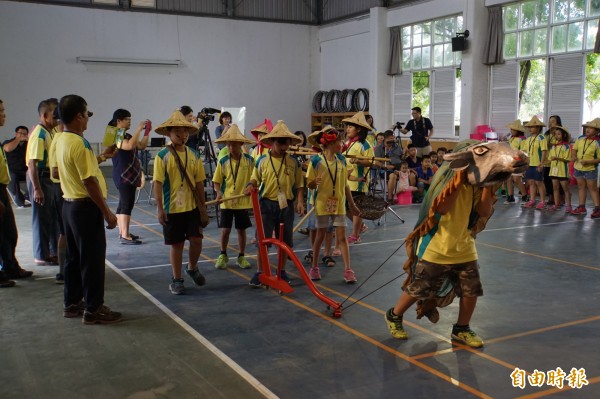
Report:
0,147,10,185
417,184,481,264
548,144,571,178
55,132,107,199
572,136,600,172
251,153,304,201
521,134,547,167
48,131,61,183
508,136,524,151
212,153,254,210
153,146,206,214
25,124,53,171
250,145,268,161
345,140,374,193
306,153,348,216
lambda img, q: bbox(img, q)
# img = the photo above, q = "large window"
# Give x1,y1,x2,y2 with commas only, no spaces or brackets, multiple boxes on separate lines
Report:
503,0,599,59
401,15,464,71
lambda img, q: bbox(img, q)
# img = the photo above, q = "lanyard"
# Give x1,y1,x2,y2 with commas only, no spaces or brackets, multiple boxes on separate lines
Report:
268,152,286,191
229,155,242,191
322,154,338,197
581,139,594,157
528,135,539,157
171,145,188,187
345,140,358,155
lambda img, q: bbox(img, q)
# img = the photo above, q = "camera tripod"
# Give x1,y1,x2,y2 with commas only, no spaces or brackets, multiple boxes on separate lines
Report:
195,123,220,225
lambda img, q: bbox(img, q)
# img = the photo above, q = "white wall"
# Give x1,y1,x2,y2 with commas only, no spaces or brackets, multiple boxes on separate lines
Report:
318,18,371,90
0,1,313,143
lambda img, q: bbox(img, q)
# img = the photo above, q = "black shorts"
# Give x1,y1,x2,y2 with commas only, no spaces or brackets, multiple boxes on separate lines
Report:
163,208,203,245
219,208,252,230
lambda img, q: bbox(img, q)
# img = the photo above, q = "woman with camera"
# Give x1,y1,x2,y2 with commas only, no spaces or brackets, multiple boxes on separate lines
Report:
214,111,232,150
110,108,151,245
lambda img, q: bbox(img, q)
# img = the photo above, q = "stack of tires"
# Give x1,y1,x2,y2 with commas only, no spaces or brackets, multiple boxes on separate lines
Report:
312,88,369,113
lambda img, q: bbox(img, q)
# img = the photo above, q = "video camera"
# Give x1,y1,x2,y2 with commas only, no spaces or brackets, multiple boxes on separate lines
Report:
394,121,405,130
197,107,220,125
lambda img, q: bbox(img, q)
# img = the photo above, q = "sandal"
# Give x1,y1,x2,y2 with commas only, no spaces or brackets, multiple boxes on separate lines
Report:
322,256,336,267
304,250,313,264
332,248,342,257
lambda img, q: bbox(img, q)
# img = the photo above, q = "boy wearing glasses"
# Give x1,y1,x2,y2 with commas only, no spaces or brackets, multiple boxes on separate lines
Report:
245,120,305,287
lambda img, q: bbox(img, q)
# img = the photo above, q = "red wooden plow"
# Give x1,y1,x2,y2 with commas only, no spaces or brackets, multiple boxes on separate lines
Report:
250,189,342,318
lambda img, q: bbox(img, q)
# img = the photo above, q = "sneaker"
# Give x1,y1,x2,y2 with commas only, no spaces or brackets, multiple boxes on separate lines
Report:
297,228,309,235
343,269,357,283
6,268,33,279
564,205,573,213
0,279,16,288
63,300,84,318
522,200,536,208
570,206,587,215
309,266,321,280
24,199,32,206
214,254,228,269
236,255,251,269
169,278,185,295
55,273,64,284
347,235,361,244
249,272,262,288
185,268,206,286
547,205,559,211
503,196,515,204
591,208,600,219
120,236,142,245
82,305,123,325
451,327,484,348
521,195,529,202
535,202,546,210
279,270,291,283
384,308,408,340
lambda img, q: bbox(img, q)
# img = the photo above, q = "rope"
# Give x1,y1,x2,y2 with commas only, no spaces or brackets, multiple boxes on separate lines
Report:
339,239,407,308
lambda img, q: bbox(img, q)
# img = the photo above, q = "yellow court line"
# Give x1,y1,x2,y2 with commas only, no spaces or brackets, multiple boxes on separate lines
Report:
478,242,600,272
486,315,600,344
514,375,600,399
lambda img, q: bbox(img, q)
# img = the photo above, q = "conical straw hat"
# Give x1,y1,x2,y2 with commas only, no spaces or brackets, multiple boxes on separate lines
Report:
250,119,273,141
524,115,546,127
582,118,600,130
260,120,303,145
505,119,526,133
342,111,372,130
154,110,199,136
214,124,254,144
308,125,341,147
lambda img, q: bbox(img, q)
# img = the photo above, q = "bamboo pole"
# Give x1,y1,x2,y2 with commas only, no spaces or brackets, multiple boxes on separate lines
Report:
292,207,315,233
205,193,248,206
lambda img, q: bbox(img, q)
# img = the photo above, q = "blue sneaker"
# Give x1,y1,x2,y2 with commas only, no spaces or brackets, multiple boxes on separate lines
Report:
169,278,185,295
249,272,262,288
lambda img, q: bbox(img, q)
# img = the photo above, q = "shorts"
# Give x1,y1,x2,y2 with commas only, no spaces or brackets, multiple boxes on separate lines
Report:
404,259,483,299
524,166,543,181
574,168,598,181
219,208,252,230
315,214,346,229
163,208,203,245
260,199,294,248
415,146,432,159
306,203,316,231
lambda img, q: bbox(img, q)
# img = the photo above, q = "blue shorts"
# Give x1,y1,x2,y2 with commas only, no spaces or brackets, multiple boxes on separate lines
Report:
525,166,543,181
574,169,598,181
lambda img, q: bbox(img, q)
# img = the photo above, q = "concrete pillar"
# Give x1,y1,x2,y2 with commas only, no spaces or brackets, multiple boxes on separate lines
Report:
369,7,393,132
459,0,491,138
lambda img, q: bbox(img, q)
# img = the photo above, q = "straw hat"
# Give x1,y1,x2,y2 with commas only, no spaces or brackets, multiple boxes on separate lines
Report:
250,119,273,141
214,124,254,144
582,118,600,130
553,125,571,141
259,120,303,145
308,125,341,148
505,119,526,133
342,111,372,131
524,115,546,127
154,110,199,136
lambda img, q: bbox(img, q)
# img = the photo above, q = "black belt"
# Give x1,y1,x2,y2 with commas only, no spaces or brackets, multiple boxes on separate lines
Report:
64,197,92,202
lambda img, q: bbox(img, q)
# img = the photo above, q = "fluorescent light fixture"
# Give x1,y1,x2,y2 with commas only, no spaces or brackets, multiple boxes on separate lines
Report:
77,57,181,66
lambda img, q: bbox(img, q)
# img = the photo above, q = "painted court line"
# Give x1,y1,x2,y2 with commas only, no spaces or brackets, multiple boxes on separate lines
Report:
105,259,279,399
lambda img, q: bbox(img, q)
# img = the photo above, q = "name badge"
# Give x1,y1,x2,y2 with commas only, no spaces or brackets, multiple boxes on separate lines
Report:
551,167,558,176
175,186,185,208
325,197,338,214
277,190,288,209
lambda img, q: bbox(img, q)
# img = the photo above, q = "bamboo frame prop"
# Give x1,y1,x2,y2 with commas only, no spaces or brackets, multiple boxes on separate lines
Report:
205,193,248,206
286,148,391,163
292,207,315,233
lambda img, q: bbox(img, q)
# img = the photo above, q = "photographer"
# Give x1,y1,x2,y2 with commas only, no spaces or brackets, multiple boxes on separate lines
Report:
398,106,434,159
2,125,30,207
